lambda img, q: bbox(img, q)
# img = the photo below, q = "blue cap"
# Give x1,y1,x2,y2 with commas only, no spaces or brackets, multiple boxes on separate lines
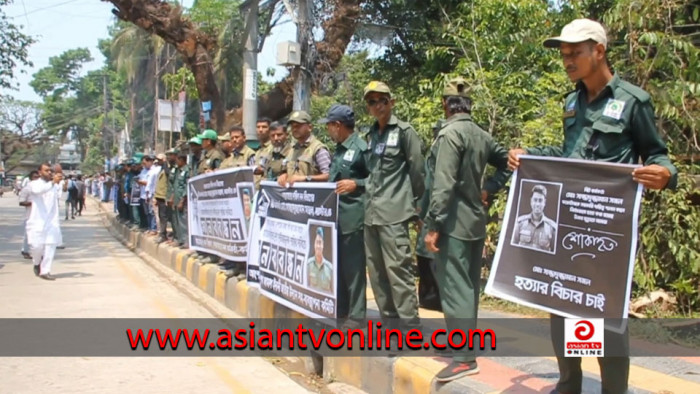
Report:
316,227,324,238
318,104,355,126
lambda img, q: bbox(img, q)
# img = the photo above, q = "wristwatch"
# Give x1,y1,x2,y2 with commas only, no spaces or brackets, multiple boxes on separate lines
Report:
305,176,312,182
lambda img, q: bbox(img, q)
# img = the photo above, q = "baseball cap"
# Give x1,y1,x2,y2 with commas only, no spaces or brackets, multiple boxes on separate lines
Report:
543,18,608,48
132,152,144,162
188,136,202,145
443,77,470,97
318,104,355,125
156,153,166,161
218,133,232,141
287,110,312,124
363,81,391,98
199,129,218,141
165,148,179,155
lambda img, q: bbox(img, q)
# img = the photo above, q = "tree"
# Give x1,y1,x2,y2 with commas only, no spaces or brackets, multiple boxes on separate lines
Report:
0,0,35,91
0,99,49,172
102,0,362,130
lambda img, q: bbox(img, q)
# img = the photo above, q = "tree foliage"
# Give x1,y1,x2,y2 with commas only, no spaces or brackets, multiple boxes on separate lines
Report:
0,0,35,91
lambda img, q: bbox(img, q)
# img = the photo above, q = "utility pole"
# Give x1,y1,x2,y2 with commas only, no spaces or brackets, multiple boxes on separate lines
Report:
294,0,312,111
242,0,259,145
102,74,109,163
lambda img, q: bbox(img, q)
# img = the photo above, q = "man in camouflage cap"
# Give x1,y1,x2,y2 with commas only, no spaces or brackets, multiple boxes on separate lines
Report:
277,110,330,187
363,80,425,326
424,76,510,381
263,121,292,182
164,148,179,244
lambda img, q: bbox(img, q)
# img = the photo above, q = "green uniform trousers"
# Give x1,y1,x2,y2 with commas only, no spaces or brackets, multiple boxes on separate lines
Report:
337,230,367,319
175,208,188,246
435,235,484,363
550,315,629,394
364,221,418,321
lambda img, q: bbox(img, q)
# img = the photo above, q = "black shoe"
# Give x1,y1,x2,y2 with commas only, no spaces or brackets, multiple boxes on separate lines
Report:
56,245,65,249
39,273,56,281
22,251,32,259
33,265,40,276
435,361,479,382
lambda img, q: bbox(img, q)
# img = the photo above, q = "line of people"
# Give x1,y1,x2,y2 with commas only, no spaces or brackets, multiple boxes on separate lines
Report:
99,18,677,392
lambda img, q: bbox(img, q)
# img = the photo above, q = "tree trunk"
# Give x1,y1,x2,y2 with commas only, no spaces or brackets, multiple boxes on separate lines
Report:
104,0,362,129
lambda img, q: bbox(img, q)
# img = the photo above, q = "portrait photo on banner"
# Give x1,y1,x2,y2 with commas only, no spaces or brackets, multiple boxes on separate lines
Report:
237,182,255,237
510,179,562,255
305,220,335,296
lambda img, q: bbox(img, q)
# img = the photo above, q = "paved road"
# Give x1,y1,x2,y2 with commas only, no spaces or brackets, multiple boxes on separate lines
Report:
0,194,311,394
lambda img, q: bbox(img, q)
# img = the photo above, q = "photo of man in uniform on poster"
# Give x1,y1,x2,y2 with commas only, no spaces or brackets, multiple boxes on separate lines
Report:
511,182,560,254
237,185,254,234
306,226,333,294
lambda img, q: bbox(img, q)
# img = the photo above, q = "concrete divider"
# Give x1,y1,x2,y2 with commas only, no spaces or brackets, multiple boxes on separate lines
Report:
99,204,500,394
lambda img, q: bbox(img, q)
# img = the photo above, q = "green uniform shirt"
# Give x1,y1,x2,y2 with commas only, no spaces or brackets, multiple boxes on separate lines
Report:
196,148,224,175
265,143,292,180
307,257,333,292
220,145,255,169
166,164,178,201
174,165,190,205
526,73,677,189
512,213,557,252
425,113,510,240
329,132,370,235
365,115,425,225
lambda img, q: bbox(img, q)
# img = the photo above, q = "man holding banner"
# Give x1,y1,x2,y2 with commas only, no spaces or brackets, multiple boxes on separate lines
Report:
321,104,370,320
423,77,510,382
508,18,677,394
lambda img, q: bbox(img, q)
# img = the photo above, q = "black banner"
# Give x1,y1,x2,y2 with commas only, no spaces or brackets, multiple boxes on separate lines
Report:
187,167,255,261
248,181,339,318
485,156,643,332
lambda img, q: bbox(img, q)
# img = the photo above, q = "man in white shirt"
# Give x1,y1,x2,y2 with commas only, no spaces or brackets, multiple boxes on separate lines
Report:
27,163,64,280
19,171,40,259
136,155,156,232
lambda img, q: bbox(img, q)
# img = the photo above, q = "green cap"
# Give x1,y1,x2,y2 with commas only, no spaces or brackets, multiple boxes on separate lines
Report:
443,77,470,97
132,152,144,162
287,110,312,124
188,136,202,145
363,81,391,98
199,129,218,141
218,133,232,141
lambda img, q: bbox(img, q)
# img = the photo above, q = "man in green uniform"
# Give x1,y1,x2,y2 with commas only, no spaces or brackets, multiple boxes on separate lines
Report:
512,184,557,252
423,77,510,381
196,129,224,175
188,136,203,176
363,81,425,325
277,111,331,187
173,152,190,248
307,227,333,293
165,148,179,245
253,118,272,187
508,19,677,394
221,126,256,169
264,122,292,181
321,104,370,319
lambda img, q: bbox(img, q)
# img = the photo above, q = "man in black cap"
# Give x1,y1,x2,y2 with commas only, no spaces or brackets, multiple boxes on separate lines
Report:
320,104,370,319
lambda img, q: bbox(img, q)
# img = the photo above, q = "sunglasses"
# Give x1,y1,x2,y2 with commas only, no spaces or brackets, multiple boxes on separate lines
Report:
366,97,389,107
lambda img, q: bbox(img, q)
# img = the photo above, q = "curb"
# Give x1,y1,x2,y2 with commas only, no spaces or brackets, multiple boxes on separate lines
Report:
97,203,499,394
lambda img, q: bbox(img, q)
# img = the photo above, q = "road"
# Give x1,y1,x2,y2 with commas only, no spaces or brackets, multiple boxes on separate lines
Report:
0,193,312,394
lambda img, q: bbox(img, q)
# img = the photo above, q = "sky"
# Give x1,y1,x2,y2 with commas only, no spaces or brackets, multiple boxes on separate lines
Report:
4,0,294,103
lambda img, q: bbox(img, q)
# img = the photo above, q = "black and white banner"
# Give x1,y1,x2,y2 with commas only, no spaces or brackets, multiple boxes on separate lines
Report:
248,181,339,319
187,167,255,261
485,156,643,332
